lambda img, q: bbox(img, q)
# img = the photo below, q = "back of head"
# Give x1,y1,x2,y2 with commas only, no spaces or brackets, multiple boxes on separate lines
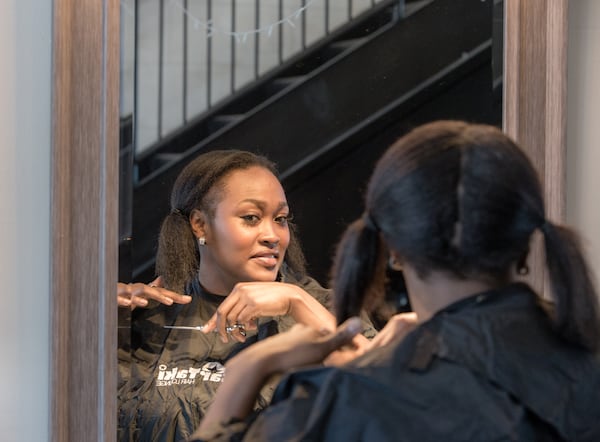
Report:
333,120,600,351
155,149,305,293
369,120,543,279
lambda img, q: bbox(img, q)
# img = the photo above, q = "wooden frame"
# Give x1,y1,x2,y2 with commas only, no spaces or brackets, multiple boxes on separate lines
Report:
48,0,567,440
51,1,119,441
504,0,568,292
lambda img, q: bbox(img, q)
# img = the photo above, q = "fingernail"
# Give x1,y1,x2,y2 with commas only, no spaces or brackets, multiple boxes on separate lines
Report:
346,317,362,335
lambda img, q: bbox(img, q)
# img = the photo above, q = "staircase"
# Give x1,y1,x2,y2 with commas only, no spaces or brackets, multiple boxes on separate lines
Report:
122,0,502,285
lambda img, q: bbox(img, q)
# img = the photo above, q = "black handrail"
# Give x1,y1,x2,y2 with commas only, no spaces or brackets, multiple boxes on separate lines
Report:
128,0,389,154
127,0,500,282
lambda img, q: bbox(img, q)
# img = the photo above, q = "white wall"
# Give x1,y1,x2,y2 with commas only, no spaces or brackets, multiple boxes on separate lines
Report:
567,0,600,286
0,1,52,440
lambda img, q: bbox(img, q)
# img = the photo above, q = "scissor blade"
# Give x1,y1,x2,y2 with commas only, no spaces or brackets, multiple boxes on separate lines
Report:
163,325,205,331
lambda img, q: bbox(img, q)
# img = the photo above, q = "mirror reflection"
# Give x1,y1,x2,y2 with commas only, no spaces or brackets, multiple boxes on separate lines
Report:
118,0,503,439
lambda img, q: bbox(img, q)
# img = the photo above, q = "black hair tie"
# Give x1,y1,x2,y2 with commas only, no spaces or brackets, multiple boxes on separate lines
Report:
362,212,379,232
540,219,552,234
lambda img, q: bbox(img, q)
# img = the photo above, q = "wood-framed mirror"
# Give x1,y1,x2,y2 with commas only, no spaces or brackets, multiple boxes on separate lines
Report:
49,0,567,440
51,1,119,440
119,0,505,287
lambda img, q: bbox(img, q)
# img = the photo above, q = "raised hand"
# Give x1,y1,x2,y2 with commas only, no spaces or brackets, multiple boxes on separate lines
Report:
117,276,192,310
202,281,336,343
366,312,418,350
193,317,363,437
322,312,418,366
237,316,363,373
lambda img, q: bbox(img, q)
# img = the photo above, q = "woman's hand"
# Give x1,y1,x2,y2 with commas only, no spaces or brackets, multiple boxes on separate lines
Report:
117,276,192,309
233,316,363,373
202,282,336,343
323,334,370,366
366,312,418,350
323,312,418,366
194,317,363,438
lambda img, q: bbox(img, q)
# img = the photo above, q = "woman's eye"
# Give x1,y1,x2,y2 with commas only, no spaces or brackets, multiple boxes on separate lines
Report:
275,215,289,225
241,214,260,224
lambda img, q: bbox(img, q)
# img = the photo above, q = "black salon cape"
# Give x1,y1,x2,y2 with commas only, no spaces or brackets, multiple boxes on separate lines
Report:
194,283,600,442
117,273,332,442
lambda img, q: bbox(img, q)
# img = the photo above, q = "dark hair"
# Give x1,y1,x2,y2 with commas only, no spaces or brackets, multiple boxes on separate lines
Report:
332,120,600,351
155,149,306,293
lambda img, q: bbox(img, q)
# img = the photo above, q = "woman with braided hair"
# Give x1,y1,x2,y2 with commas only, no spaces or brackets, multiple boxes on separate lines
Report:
192,121,600,441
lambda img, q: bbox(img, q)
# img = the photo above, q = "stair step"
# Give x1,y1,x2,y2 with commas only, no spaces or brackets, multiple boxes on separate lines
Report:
136,152,186,178
152,152,185,168
207,114,245,134
328,37,369,54
269,76,306,94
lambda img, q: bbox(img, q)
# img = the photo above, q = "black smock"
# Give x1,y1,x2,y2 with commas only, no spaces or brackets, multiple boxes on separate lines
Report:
117,273,332,442
195,283,600,441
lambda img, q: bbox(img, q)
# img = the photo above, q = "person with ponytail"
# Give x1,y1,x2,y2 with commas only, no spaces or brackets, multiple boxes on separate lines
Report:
118,150,373,442
191,121,600,441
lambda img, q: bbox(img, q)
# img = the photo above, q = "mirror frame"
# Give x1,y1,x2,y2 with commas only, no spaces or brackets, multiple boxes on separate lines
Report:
49,0,566,440
51,1,119,440
504,0,568,293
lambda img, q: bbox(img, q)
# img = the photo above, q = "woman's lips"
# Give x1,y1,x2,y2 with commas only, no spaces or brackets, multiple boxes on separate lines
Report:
251,253,279,268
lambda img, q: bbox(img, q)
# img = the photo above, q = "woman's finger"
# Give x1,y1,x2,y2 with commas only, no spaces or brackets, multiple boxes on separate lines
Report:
235,306,255,328
130,296,148,308
367,312,418,350
321,317,362,351
225,301,248,327
149,276,163,287
215,303,235,343
165,291,192,305
117,296,132,307
201,313,217,334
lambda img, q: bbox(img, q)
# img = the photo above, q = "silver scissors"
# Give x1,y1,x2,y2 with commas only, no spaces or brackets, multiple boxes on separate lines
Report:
163,325,207,331
164,324,246,336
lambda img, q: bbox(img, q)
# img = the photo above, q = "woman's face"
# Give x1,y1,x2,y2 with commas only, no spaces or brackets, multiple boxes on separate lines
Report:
195,166,291,294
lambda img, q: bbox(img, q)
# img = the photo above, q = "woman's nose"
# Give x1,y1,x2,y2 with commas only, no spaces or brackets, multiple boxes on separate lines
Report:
259,221,280,246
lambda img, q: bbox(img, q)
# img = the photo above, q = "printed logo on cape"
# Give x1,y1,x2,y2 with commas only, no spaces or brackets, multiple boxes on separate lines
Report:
156,362,226,386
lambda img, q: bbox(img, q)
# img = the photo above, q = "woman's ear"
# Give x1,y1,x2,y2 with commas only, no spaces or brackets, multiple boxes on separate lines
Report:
388,250,404,271
189,209,207,239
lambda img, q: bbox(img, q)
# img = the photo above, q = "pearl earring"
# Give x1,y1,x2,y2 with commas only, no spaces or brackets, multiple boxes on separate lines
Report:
198,237,206,246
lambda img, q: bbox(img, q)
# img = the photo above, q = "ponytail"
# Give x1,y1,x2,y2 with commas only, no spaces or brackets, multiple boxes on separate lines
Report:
542,221,600,352
332,215,386,324
155,211,199,294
